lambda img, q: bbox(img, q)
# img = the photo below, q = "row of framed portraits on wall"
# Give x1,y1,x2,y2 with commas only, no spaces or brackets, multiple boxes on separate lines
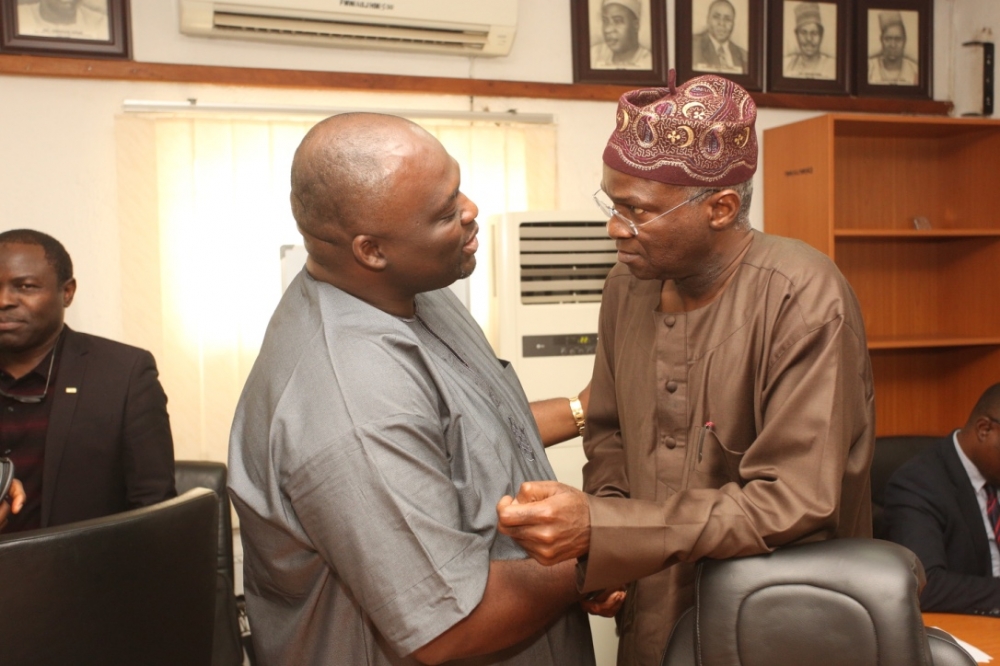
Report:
571,0,933,99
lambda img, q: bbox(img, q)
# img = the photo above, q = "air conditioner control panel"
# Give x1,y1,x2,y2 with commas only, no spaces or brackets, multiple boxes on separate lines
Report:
522,333,598,358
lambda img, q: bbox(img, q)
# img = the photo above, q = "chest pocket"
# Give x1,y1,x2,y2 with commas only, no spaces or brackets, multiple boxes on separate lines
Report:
690,425,746,490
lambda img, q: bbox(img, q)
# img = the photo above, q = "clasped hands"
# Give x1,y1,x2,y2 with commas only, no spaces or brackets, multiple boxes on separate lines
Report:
497,480,624,617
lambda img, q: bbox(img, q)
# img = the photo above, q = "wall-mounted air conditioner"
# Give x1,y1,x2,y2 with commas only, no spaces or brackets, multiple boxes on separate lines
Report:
179,0,517,57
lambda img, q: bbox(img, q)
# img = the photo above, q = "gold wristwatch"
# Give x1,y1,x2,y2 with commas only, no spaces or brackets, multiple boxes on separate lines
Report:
569,395,586,437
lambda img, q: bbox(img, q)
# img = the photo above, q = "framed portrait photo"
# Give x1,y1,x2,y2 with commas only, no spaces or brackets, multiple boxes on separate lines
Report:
855,0,931,98
570,0,668,86
767,0,850,95
675,0,763,91
1,0,131,59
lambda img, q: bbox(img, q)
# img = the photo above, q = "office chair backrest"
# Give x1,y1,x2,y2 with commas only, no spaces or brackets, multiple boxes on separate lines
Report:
870,436,939,538
175,460,234,584
0,488,217,666
661,539,976,666
175,460,245,666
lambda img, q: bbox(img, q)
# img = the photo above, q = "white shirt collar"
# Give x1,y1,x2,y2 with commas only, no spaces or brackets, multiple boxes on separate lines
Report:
953,430,989,493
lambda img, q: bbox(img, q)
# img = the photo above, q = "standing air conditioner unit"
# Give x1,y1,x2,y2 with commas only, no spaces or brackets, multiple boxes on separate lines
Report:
179,0,517,56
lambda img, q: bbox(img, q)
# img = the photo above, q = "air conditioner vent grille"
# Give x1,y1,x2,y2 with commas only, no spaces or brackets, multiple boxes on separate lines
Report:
213,12,489,50
518,222,615,305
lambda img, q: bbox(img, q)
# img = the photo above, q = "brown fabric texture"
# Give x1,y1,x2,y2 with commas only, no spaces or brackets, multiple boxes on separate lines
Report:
581,232,875,665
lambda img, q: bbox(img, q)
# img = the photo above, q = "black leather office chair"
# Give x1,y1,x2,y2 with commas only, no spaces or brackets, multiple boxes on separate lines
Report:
870,436,939,539
660,539,975,666
0,488,217,666
175,460,245,666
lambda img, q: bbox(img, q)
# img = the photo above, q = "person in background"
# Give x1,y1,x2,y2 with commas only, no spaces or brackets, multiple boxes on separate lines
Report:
884,383,1000,616
0,229,175,533
867,11,919,85
692,0,748,74
497,72,875,665
590,0,652,70
228,112,613,666
783,1,836,80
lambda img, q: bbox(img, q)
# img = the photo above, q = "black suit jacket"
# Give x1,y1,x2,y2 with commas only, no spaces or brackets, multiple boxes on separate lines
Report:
884,437,1000,615
40,327,176,527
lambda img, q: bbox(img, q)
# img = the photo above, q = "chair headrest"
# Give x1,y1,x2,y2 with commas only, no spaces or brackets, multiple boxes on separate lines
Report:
694,539,933,666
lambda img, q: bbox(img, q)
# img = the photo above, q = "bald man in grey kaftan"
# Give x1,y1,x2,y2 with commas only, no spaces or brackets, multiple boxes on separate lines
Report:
228,271,594,666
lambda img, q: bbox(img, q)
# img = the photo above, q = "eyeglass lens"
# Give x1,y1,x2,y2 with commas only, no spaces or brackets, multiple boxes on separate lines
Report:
593,188,711,236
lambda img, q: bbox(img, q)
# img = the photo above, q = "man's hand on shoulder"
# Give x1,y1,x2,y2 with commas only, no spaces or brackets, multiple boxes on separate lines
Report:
497,481,591,565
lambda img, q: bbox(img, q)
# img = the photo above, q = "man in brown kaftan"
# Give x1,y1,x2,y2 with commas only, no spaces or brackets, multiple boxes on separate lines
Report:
497,73,876,665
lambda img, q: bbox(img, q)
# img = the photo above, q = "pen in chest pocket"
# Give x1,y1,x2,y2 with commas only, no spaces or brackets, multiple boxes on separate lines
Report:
697,421,714,463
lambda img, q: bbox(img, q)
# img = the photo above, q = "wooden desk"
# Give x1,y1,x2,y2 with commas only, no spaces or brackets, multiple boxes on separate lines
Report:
923,613,1000,662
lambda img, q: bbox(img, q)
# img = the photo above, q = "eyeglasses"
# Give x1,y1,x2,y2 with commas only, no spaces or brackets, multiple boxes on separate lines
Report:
593,188,714,236
987,415,1000,427
0,351,55,404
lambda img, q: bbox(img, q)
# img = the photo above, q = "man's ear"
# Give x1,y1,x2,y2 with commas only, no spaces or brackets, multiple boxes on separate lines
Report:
708,190,741,230
62,278,77,308
975,415,995,441
352,235,387,271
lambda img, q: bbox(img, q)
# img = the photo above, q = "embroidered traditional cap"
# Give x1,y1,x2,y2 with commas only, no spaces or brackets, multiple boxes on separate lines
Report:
878,10,904,31
794,2,823,29
603,0,642,19
602,70,757,186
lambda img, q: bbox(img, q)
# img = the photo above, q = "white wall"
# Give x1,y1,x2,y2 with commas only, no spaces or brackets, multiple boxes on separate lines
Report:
950,0,1000,116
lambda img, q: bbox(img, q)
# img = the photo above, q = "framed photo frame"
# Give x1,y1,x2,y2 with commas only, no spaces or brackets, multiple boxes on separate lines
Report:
767,0,850,95
1,0,131,59
570,0,668,86
855,0,931,98
675,0,764,92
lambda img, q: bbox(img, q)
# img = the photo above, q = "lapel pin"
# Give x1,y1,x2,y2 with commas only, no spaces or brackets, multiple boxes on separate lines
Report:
65,387,77,394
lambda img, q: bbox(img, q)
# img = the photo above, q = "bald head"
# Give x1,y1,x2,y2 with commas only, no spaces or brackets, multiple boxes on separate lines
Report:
290,113,438,242
287,112,478,315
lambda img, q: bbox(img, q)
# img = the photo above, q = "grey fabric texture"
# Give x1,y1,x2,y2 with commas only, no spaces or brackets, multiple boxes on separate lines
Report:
229,271,593,666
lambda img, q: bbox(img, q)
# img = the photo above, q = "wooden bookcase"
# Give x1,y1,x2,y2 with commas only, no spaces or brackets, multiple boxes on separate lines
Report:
763,113,1000,437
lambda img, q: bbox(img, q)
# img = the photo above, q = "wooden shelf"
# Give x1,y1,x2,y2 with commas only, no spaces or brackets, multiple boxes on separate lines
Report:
0,53,954,114
764,114,1000,436
868,337,1000,350
835,229,1000,238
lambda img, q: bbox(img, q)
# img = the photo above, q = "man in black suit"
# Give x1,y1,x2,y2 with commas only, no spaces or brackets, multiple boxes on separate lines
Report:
884,382,1000,616
0,229,175,533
